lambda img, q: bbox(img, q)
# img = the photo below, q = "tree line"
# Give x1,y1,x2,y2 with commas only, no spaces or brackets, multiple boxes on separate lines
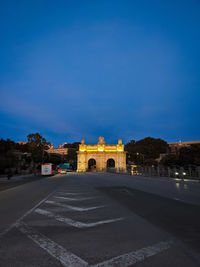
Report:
125,137,200,167
0,133,199,175
0,133,81,175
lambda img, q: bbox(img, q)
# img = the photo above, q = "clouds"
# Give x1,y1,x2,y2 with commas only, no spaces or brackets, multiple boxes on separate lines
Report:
0,0,200,144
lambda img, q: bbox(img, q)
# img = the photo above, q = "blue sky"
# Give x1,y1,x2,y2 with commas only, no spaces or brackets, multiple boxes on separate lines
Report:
0,0,200,146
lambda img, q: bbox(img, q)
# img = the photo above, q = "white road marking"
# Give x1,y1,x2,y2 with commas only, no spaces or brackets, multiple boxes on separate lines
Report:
16,220,173,267
16,222,88,267
35,208,124,228
173,198,180,201
0,190,57,238
54,196,95,201
57,192,82,195
57,192,89,196
45,200,105,211
91,240,173,267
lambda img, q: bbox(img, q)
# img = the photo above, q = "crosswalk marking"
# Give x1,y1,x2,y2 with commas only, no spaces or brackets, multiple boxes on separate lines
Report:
16,222,88,267
54,196,95,201
45,200,105,211
0,190,57,238
2,188,174,267
91,240,173,267
57,192,90,196
35,208,124,228
17,222,173,267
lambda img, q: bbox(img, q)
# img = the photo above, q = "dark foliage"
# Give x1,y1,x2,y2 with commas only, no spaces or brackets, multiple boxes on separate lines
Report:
27,133,50,163
161,144,200,166
125,137,169,165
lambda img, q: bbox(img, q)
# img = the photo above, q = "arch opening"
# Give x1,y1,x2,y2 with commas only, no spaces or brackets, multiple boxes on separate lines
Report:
107,158,115,168
88,158,96,171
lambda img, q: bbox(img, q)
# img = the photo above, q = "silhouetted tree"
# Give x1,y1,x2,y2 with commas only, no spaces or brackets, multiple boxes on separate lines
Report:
178,144,200,166
125,137,169,165
48,154,62,165
0,139,18,174
160,154,178,167
161,144,200,166
27,133,50,163
63,142,80,149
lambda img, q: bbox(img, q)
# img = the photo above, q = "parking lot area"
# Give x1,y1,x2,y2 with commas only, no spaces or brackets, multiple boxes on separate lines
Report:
0,173,200,266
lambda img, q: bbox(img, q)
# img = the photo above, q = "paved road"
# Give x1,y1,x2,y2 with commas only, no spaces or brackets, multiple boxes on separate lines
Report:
0,174,45,192
0,173,200,266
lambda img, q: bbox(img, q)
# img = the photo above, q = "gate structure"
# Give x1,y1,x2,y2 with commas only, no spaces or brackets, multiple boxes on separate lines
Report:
77,136,127,172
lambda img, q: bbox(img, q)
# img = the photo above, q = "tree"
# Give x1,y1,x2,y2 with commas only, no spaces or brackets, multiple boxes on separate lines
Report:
125,140,136,163
63,142,80,149
160,144,200,167
160,154,178,167
64,144,80,170
27,133,50,163
0,139,18,174
178,144,200,166
48,154,62,165
125,137,169,165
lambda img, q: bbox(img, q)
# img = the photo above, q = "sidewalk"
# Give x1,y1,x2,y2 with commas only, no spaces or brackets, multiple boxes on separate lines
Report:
0,174,35,181
0,174,44,193
131,174,200,183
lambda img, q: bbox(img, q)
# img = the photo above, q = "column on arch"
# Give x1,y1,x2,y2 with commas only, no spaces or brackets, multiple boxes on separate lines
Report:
77,152,87,172
95,153,103,172
116,152,126,172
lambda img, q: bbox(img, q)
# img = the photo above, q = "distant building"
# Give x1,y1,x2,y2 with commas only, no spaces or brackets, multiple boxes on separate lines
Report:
168,140,200,153
17,141,27,145
77,136,126,172
46,143,68,155
156,140,200,162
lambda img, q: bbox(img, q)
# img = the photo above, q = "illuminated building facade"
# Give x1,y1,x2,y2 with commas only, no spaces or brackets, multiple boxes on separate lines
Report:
168,140,200,153
46,143,68,155
77,136,127,172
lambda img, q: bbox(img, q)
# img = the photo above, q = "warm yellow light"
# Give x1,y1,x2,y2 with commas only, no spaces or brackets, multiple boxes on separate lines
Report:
79,149,124,152
79,144,124,152
80,149,101,152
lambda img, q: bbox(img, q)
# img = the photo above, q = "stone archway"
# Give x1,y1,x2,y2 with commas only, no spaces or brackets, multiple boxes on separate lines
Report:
77,137,127,172
88,158,96,171
107,158,115,168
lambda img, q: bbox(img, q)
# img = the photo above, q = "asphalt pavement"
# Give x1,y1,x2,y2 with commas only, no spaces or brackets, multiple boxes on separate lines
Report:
0,174,45,192
0,172,200,267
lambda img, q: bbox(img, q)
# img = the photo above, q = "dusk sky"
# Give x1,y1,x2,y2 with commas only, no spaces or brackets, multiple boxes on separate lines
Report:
0,0,200,146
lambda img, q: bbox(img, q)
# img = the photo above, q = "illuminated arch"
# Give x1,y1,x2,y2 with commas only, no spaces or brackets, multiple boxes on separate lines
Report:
77,137,126,172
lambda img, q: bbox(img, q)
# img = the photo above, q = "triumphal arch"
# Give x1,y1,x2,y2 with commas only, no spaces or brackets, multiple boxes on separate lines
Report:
77,136,127,172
